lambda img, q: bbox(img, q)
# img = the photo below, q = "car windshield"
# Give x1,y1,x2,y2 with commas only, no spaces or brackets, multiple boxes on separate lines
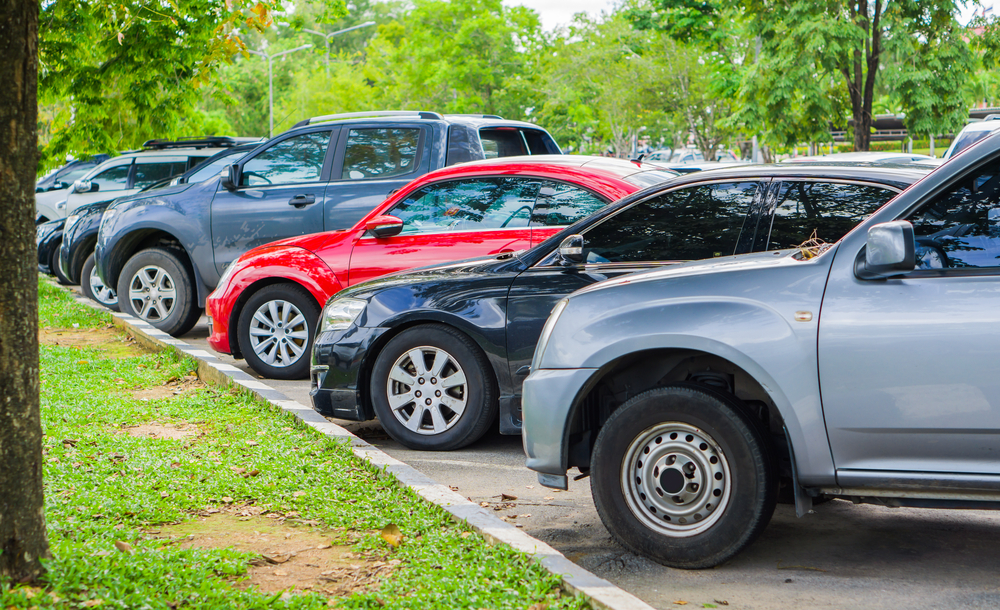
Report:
947,127,997,159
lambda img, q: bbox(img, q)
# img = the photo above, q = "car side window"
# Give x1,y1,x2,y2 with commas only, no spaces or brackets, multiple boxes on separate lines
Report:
388,177,541,235
241,131,331,186
91,165,131,192
579,182,759,263
906,159,1000,270
530,181,608,227
133,161,187,190
480,128,528,158
760,182,897,251
341,128,420,180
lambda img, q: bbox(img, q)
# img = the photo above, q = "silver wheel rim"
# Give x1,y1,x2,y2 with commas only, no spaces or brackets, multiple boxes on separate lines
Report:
621,422,732,537
248,299,309,368
127,265,177,321
89,265,117,306
386,345,468,435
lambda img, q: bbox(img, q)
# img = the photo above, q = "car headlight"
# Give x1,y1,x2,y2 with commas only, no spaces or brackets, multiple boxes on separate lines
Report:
531,298,569,371
319,298,367,333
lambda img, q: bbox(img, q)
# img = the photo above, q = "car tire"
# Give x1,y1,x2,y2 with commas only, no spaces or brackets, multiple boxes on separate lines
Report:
237,283,320,380
116,247,202,337
81,252,119,312
370,324,497,451
591,384,777,569
51,241,74,285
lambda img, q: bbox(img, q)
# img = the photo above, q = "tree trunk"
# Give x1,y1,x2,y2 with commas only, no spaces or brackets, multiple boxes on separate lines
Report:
0,0,48,584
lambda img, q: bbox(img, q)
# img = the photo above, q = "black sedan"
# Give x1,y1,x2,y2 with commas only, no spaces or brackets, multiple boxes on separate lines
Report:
309,164,930,450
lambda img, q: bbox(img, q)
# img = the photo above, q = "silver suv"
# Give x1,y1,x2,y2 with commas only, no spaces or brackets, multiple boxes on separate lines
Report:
522,131,1000,568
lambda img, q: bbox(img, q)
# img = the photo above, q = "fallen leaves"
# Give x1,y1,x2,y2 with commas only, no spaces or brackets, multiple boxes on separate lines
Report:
500,493,517,501
380,523,403,548
113,540,132,554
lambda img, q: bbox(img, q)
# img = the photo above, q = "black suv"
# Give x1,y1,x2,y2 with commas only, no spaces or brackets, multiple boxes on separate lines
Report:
95,111,561,336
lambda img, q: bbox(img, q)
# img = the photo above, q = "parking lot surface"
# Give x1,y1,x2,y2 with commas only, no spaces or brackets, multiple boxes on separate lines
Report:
177,315,1000,610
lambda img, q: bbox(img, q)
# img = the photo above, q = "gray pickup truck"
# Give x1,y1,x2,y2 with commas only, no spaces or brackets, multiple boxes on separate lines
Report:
522,132,1000,569
95,111,560,336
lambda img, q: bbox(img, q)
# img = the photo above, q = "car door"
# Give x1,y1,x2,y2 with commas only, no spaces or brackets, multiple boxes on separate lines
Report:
818,159,1000,479
324,125,430,231
347,176,539,286
210,128,336,278
505,180,765,395
529,180,613,246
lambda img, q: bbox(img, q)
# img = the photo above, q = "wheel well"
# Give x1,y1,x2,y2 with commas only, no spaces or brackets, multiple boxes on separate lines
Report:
112,229,196,290
227,278,321,358
356,319,499,422
565,349,790,476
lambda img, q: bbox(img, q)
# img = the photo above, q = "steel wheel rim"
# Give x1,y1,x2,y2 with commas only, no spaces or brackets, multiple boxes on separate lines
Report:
385,345,468,435
248,299,309,368
620,422,732,537
89,265,117,306
127,265,177,321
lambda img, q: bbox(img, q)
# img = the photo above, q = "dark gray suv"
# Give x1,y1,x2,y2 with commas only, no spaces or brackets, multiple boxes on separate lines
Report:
95,111,561,336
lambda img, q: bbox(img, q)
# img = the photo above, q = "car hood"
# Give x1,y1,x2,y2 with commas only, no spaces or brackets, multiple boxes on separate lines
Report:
260,229,355,255
330,253,524,303
574,247,834,297
111,181,197,207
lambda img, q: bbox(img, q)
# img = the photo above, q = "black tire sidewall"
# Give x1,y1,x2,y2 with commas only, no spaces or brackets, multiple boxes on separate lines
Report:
237,283,320,380
81,253,119,311
591,385,775,569
116,248,199,336
370,325,497,451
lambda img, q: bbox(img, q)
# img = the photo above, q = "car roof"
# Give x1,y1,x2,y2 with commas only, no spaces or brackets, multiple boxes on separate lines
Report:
291,110,556,131
783,151,934,163
447,154,679,181
955,118,1000,133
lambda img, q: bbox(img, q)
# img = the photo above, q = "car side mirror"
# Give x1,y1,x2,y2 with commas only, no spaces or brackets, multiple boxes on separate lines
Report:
857,220,916,280
220,164,240,190
365,215,404,238
558,234,584,265
73,179,96,194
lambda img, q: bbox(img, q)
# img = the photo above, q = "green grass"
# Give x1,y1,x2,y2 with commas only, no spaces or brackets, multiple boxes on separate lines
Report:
2,277,587,610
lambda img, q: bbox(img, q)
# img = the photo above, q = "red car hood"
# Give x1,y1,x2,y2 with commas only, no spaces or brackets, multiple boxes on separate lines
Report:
243,229,354,258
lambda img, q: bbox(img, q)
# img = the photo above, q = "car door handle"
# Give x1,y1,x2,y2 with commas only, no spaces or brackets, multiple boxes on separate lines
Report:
288,194,316,207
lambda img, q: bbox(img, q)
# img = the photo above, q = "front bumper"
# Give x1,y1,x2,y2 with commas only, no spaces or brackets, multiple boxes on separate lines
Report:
521,367,598,489
309,325,389,421
205,292,232,355
36,221,64,274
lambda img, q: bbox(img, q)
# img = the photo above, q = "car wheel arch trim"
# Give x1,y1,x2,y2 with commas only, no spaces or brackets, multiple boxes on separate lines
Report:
229,278,327,356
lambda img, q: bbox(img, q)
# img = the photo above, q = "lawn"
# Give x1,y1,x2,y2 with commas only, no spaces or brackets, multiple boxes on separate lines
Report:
0,278,586,610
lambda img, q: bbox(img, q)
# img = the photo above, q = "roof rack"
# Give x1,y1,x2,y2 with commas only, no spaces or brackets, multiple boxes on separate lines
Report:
141,136,260,150
292,111,444,128
986,114,1000,121
444,113,505,120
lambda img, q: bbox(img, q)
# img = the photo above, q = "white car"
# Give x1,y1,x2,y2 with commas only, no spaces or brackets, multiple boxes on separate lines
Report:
35,157,109,222
63,137,260,215
941,115,1000,160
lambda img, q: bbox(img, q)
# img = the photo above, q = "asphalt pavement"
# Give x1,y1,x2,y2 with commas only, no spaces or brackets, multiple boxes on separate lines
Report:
174,315,1000,610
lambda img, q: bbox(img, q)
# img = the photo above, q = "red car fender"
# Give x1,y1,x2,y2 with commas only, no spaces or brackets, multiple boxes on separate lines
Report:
206,246,342,355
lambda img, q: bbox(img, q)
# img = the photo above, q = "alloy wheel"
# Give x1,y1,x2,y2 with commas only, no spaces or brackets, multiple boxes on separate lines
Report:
247,299,309,368
386,346,468,435
89,265,117,307
127,265,176,321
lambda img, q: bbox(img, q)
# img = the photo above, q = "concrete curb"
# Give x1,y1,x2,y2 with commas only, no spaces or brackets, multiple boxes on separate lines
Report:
75,294,653,610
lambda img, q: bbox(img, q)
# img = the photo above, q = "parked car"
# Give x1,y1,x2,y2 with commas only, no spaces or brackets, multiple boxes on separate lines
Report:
36,219,73,284
63,136,259,216
96,111,563,338
941,115,1000,160
206,155,677,380
521,132,1000,569
308,164,929,451
783,151,935,164
36,155,110,223
644,149,673,162
61,144,262,311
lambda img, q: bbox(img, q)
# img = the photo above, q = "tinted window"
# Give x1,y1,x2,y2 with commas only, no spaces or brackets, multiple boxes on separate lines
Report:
342,128,419,180
761,182,896,251
242,131,331,186
91,165,131,192
187,156,236,183
134,162,187,189
531,181,608,227
580,182,758,263
948,128,996,159
907,159,1000,270
389,177,540,234
480,128,527,158
522,129,560,154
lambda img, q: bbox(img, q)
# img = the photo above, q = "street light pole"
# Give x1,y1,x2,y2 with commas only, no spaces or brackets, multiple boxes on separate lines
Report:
303,21,376,77
248,43,313,138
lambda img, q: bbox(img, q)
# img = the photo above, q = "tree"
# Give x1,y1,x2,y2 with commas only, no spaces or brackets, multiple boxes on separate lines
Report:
0,0,49,583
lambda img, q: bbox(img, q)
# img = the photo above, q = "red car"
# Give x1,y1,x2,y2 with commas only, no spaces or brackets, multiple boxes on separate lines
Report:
206,155,678,378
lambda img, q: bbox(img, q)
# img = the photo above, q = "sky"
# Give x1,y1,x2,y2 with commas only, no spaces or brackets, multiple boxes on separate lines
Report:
502,0,618,31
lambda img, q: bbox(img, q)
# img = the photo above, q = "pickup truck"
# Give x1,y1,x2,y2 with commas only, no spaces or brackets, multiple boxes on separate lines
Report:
522,132,1000,569
95,111,561,336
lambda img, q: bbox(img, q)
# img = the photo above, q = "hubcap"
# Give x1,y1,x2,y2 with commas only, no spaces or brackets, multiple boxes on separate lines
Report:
89,265,117,306
248,299,309,368
386,346,467,435
621,422,732,537
127,265,176,321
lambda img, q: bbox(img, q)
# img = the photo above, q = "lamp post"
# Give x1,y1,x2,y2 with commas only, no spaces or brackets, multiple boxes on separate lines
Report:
248,44,313,138
303,21,376,77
